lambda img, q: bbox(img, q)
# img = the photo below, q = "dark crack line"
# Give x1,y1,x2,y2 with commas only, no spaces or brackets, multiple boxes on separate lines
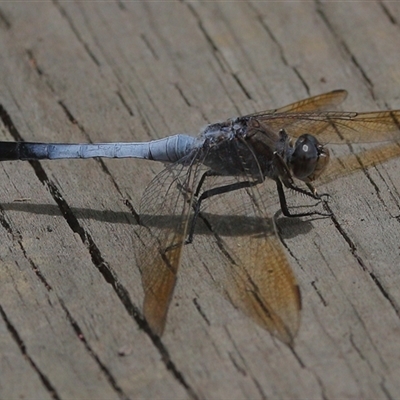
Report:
140,33,159,60
349,333,387,392
25,49,61,102
59,301,130,400
231,73,252,100
144,0,247,116
192,297,210,326
343,42,375,99
17,238,53,290
356,161,387,208
0,6,11,30
380,378,395,400
184,2,227,74
315,1,376,100
258,20,288,62
313,306,373,393
0,104,198,400
275,219,306,273
116,90,135,116
52,0,100,67
373,163,400,215
224,326,267,399
323,202,365,269
25,49,44,77
123,198,141,226
54,1,170,143
227,351,247,376
0,305,61,399
349,332,376,374
174,83,192,107
323,201,400,321
0,201,53,290
127,79,171,140
58,100,80,126
313,373,328,400
180,5,251,100
116,0,127,11
209,65,242,116
293,67,310,96
369,271,399,315
288,345,305,368
257,17,310,96
311,280,328,307
185,1,257,100
378,0,397,25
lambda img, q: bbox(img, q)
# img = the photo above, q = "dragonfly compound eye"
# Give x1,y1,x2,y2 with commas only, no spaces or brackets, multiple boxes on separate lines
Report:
290,134,330,182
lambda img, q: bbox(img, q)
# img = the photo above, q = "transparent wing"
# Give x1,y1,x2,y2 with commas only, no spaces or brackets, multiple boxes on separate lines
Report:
191,147,301,344
318,141,400,186
137,159,202,336
252,110,400,144
275,90,348,113
245,90,348,118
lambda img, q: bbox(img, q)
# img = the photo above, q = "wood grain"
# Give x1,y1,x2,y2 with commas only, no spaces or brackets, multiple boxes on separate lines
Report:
0,1,399,399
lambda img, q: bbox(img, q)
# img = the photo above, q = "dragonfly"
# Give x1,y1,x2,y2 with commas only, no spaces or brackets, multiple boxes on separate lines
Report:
1,90,400,345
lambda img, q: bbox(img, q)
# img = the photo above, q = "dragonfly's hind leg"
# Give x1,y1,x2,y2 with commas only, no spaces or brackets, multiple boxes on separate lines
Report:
185,170,261,244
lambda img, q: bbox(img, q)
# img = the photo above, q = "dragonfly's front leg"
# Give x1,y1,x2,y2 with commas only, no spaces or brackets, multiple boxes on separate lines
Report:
273,152,331,218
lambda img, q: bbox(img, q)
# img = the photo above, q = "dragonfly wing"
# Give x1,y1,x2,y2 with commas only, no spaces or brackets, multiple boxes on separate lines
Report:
273,90,348,114
245,90,348,119
137,161,201,335
317,141,400,186
254,111,400,143
192,156,301,344
224,216,301,344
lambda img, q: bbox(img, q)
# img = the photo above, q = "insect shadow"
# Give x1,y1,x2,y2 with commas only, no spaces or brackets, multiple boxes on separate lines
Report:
0,201,317,240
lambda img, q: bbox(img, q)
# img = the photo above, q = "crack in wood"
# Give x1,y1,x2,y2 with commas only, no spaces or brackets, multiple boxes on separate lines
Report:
52,0,100,67
140,33,159,60
378,0,398,26
174,83,192,107
224,326,267,399
184,2,228,74
59,300,130,400
311,280,328,307
192,297,210,326
0,305,61,399
257,16,310,95
26,49,44,77
315,1,376,100
116,90,135,117
231,73,252,101
0,6,10,30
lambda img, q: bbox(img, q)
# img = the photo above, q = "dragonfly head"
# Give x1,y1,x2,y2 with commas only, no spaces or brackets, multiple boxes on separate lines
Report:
290,134,330,182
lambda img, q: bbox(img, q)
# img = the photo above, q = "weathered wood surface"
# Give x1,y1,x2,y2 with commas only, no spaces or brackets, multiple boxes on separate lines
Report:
0,1,400,399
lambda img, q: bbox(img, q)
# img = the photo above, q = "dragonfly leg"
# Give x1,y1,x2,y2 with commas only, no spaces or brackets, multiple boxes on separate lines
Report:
186,175,260,244
194,170,215,197
276,179,331,218
272,151,331,216
306,182,331,201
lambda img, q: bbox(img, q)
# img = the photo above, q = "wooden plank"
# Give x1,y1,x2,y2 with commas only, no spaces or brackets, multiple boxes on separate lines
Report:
0,1,399,399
